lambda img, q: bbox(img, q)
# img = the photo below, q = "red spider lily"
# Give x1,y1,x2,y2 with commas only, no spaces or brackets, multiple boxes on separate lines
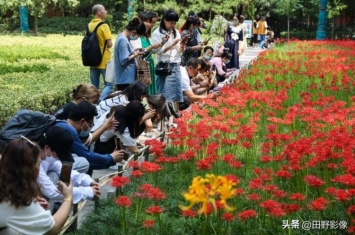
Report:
146,205,164,215
304,175,324,187
347,205,355,215
332,174,355,186
249,178,263,190
140,161,162,173
182,209,197,218
221,212,234,222
147,187,166,201
282,204,301,213
225,174,240,184
289,193,306,201
140,184,153,192
276,170,292,179
196,159,212,170
127,161,139,169
238,209,257,221
143,219,155,228
235,188,245,196
131,170,143,178
110,176,130,188
268,207,286,217
308,197,328,211
115,196,132,208
260,200,281,209
247,193,260,201
222,154,235,163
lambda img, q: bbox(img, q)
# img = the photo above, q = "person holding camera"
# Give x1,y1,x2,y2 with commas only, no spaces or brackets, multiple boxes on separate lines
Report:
180,58,220,110
210,51,233,83
37,126,101,211
0,137,73,235
114,17,146,91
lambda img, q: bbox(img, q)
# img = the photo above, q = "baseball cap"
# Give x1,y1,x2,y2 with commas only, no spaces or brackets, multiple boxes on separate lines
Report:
42,126,74,162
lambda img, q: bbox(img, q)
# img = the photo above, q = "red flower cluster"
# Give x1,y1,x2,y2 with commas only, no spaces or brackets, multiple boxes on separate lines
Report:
115,196,132,208
146,205,163,215
140,161,162,173
238,209,257,221
110,176,130,188
304,175,324,187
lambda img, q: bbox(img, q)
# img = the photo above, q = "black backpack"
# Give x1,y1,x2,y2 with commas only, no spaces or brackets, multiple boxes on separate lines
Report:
0,109,56,153
81,22,107,67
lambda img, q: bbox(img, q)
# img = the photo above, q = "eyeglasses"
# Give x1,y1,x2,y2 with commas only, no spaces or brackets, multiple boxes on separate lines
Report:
21,135,36,146
85,120,95,128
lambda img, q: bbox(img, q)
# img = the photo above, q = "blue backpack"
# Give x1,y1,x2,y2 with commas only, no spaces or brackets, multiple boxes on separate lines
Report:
0,109,56,152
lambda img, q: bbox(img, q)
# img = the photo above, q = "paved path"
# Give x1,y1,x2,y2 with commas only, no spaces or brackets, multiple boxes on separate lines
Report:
75,46,263,230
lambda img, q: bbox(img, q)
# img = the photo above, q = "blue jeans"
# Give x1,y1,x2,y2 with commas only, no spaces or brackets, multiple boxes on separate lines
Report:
259,35,266,48
90,68,113,101
156,63,183,102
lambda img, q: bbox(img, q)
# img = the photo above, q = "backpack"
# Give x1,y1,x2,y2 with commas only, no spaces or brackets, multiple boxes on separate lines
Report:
81,22,107,67
0,109,56,152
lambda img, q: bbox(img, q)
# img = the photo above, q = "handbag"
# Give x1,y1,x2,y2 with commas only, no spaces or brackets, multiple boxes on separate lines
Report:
105,60,115,83
136,56,152,86
155,61,172,76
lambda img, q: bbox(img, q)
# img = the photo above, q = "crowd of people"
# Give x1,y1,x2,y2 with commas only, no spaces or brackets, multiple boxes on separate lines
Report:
0,5,271,234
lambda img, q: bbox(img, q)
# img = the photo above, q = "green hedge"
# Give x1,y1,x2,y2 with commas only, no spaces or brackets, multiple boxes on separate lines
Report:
0,34,90,127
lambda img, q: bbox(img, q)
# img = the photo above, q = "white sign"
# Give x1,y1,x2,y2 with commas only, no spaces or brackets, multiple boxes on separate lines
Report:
244,20,252,38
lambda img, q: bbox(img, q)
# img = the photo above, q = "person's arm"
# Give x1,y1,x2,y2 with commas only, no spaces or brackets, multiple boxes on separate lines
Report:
47,181,73,235
102,24,113,48
106,39,113,48
38,164,94,204
90,114,117,144
183,90,219,103
151,29,165,55
214,60,227,76
117,37,141,65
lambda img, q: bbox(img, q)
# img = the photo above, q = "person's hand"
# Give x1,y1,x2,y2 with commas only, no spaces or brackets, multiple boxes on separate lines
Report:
142,109,156,121
36,197,49,210
91,185,101,199
103,112,118,130
172,38,181,46
208,91,222,99
200,79,211,88
90,181,99,187
111,150,125,163
58,180,73,199
192,74,205,84
152,43,161,49
238,49,242,55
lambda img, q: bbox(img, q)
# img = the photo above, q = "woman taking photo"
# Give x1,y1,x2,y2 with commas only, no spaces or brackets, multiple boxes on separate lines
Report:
180,15,203,66
130,12,168,95
151,10,185,109
114,17,146,91
0,137,73,234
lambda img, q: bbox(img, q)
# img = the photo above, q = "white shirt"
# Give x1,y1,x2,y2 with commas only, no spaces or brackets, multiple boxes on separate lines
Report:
180,66,192,92
151,28,182,63
0,201,54,235
38,157,94,204
96,94,129,120
117,128,136,147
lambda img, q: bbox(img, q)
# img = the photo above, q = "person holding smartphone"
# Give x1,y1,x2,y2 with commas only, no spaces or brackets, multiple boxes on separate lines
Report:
0,137,73,235
37,126,101,211
180,15,203,66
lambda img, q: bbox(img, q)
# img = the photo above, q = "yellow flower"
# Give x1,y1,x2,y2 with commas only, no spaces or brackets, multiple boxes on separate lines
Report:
180,174,237,215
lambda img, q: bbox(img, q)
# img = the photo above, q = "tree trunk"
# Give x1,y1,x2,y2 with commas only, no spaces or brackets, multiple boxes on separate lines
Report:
34,15,38,36
316,0,328,40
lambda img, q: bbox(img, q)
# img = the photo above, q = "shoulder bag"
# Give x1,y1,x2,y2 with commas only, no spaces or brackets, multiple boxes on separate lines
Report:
105,60,115,83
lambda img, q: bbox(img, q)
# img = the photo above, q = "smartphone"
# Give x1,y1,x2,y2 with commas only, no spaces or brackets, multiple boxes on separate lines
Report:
212,64,217,71
58,161,73,191
106,106,116,118
123,149,130,160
